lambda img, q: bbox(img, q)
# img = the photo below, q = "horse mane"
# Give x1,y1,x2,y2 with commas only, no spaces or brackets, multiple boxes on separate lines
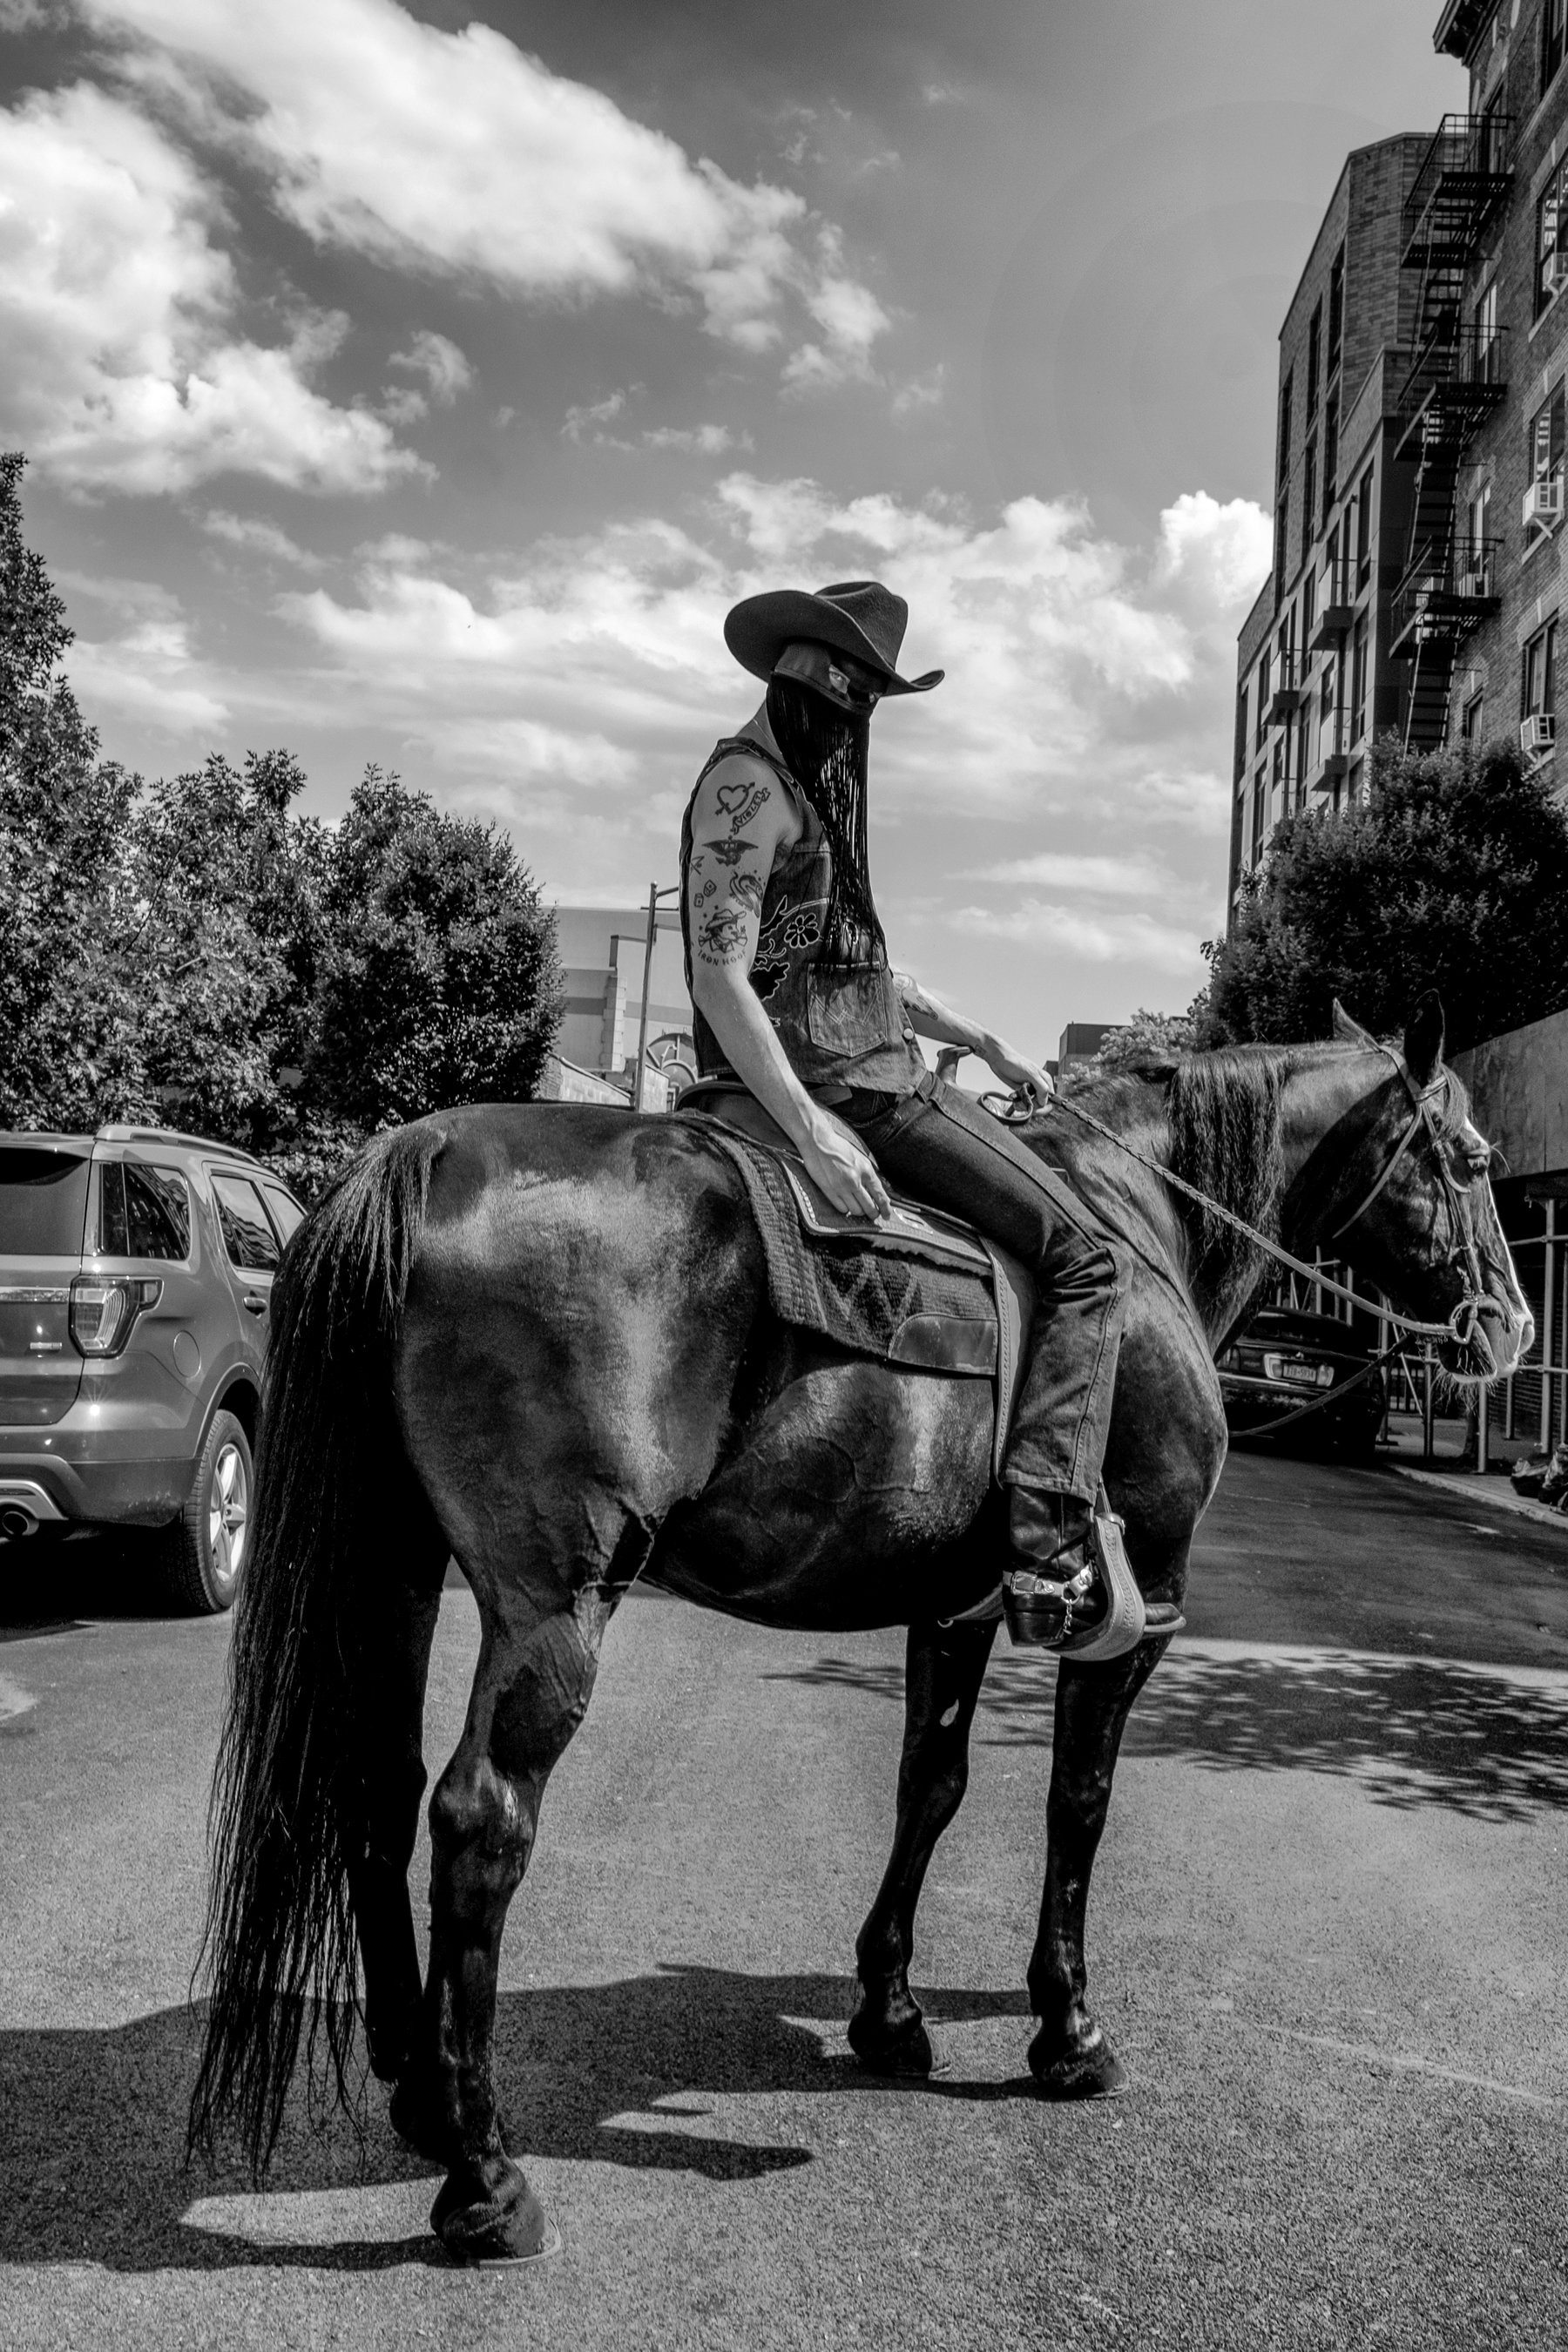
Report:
1077,1047,1288,1290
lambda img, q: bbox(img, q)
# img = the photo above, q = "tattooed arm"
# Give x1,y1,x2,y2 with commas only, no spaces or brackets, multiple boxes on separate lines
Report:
892,970,1055,1105
687,748,891,1220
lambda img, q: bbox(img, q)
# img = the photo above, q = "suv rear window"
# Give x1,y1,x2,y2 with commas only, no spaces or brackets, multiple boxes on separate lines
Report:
100,1162,192,1260
211,1173,281,1273
0,1149,91,1255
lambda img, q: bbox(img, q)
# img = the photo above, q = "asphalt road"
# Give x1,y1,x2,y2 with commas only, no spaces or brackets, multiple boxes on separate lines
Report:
3,1449,1567,2352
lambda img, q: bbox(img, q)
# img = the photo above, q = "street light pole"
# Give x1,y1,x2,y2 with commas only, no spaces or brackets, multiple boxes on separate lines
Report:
632,882,679,1112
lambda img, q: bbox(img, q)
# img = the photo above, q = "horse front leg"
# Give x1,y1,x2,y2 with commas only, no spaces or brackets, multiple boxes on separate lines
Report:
1026,1635,1169,2096
848,1613,998,2077
411,1579,614,2262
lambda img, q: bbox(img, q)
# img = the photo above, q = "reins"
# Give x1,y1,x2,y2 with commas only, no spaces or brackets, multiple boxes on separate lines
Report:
1017,1045,1491,1351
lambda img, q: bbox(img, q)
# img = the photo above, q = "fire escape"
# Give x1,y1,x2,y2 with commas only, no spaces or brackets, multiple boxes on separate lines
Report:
1389,113,1512,747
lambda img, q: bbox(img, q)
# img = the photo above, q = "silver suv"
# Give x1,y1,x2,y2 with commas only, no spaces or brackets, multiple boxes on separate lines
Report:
0,1125,303,1612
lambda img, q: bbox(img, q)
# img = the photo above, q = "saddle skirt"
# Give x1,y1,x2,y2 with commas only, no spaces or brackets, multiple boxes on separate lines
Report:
678,1083,1033,1480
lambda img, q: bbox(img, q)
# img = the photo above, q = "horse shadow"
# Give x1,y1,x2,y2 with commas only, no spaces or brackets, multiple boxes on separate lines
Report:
770,1645,1568,1823
0,1966,1031,2274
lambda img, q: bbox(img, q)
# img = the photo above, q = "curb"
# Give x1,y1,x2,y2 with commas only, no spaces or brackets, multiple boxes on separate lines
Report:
1386,1462,1568,1534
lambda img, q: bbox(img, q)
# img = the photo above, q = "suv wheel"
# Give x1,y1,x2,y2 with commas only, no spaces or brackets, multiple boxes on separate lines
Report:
158,1408,252,1615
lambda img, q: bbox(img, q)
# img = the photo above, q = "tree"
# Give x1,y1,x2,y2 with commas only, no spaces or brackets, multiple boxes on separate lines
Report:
1202,734,1568,1052
1,452,564,1186
307,765,561,1132
0,452,147,1130
1074,1005,1200,1083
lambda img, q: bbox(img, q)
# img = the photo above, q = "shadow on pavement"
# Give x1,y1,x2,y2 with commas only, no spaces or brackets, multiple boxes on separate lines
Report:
0,1967,1029,2273
772,1644,1568,1823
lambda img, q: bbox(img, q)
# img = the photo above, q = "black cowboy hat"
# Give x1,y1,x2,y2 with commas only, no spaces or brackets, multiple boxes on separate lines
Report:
724,578,943,696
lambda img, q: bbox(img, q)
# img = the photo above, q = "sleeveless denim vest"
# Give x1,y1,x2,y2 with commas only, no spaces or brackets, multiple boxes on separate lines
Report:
679,735,923,1094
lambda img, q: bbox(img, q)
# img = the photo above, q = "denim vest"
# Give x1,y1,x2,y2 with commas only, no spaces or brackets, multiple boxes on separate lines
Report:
679,735,923,1094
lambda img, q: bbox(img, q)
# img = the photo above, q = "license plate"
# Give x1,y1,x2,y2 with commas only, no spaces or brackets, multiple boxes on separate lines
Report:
1264,1353,1325,1386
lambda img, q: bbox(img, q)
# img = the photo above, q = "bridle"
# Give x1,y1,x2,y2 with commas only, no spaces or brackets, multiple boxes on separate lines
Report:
1000,1045,1497,1352
1321,1043,1491,1352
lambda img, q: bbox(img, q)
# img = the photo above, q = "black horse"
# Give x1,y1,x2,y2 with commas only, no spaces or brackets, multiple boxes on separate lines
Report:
191,994,1530,2261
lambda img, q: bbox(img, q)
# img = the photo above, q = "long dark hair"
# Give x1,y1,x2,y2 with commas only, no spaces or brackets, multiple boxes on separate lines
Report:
767,675,883,961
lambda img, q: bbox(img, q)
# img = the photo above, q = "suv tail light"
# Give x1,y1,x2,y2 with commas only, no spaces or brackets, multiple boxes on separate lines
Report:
70,1275,161,1357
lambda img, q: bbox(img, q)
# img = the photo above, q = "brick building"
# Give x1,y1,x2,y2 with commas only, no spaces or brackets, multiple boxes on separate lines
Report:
1425,0,1568,768
1229,136,1429,902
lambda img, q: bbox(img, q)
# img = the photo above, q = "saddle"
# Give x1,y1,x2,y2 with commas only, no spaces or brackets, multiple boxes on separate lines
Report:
678,1080,1033,1480
678,1081,1173,1658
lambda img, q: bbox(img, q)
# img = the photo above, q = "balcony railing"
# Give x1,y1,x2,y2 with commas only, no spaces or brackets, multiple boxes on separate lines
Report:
1308,703,1351,792
1389,536,1502,656
1401,113,1515,272
1308,558,1356,649
1393,321,1508,463
1267,653,1304,723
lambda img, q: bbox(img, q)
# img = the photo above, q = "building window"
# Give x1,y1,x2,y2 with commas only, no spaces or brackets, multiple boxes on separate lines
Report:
1277,369,1293,495
1323,389,1339,515
1301,440,1316,568
1235,684,1249,779
1350,612,1369,743
1475,280,1501,383
1538,161,1568,317
1348,757,1366,808
1355,466,1375,590
1302,562,1315,639
1327,246,1344,378
1462,691,1484,740
1274,495,1289,606
1256,651,1270,747
1544,0,1565,96
1307,301,1321,422
1250,768,1266,864
1523,618,1558,722
1527,386,1565,534
1295,703,1310,808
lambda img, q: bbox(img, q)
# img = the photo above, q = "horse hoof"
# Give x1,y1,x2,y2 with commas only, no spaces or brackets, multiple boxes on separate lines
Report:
431,2155,558,2266
1027,2026,1127,2100
847,2005,939,2078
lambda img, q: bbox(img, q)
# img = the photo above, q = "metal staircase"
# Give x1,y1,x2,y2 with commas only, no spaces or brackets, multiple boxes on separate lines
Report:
1389,114,1513,748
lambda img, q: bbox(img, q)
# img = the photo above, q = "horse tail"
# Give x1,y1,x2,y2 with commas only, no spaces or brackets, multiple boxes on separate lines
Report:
188,1118,446,2175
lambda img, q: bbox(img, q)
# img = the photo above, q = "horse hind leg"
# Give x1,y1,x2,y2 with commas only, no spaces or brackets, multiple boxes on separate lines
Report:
848,1613,998,2077
409,1560,631,2264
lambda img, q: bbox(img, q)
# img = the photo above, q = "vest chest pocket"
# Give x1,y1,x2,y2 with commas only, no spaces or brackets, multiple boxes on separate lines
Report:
805,965,907,1055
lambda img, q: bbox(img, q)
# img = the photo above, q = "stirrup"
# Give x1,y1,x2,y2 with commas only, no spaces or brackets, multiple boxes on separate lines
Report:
1004,1487,1175,1661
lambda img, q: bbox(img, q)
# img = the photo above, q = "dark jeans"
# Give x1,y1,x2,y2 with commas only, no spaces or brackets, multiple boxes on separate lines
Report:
842,1075,1130,1504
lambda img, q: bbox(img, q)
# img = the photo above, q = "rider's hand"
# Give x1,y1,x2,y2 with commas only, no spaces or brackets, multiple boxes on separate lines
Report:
983,1043,1055,1107
801,1108,892,1221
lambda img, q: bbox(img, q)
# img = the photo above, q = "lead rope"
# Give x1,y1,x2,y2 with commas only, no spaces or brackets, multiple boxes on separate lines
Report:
1019,1079,1490,1349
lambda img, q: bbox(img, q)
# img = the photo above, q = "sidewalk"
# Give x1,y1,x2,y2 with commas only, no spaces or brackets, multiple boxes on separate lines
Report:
1385,1460,1568,1534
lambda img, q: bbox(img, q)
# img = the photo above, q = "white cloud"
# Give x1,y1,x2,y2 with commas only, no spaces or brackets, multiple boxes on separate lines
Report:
963,852,1171,897
201,508,324,568
563,389,631,444
0,82,416,496
81,0,888,383
70,612,231,733
891,365,946,421
264,474,1267,882
389,329,472,405
949,900,1208,974
642,423,748,456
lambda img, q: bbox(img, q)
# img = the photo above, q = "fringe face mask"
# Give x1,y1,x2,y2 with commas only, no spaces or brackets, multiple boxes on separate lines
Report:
767,643,884,961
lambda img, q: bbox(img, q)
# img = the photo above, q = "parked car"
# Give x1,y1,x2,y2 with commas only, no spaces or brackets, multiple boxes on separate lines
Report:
0,1125,304,1612
1217,1303,1387,1463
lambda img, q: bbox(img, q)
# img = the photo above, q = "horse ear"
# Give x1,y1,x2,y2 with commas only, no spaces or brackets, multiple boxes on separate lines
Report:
1332,998,1375,1048
1403,990,1445,1086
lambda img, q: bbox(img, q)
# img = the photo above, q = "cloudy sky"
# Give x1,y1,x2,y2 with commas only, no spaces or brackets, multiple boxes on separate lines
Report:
0,0,1459,1052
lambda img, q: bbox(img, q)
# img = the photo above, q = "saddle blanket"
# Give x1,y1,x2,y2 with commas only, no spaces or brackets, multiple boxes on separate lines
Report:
679,1092,1032,1475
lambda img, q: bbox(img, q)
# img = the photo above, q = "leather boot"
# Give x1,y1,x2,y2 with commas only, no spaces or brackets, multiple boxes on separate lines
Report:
1004,1488,1109,1648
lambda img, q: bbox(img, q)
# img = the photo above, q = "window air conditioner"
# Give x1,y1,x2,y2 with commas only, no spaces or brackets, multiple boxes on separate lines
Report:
1520,713,1557,755
1524,474,1565,529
